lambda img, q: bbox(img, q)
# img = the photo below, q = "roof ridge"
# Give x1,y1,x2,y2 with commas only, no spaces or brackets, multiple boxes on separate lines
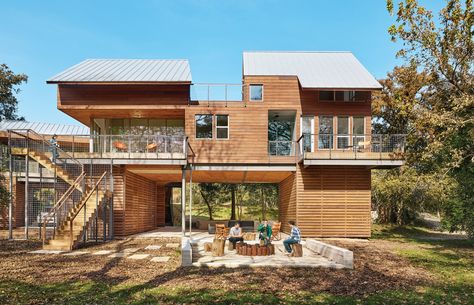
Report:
243,51,352,54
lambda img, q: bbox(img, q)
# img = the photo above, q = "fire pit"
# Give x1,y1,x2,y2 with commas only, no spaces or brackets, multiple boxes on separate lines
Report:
236,242,275,256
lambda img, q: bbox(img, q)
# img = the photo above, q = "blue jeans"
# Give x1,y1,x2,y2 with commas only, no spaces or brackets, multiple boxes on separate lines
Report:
283,237,299,253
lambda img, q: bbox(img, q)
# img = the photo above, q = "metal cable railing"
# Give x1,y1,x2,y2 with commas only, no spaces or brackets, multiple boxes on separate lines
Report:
296,133,406,160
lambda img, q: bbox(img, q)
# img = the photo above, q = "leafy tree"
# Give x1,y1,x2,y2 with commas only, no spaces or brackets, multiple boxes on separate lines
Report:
198,183,226,220
0,64,27,121
384,0,474,236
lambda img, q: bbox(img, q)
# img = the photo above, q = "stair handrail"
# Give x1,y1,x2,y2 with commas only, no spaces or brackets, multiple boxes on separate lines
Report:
41,171,86,245
68,171,108,248
8,129,84,171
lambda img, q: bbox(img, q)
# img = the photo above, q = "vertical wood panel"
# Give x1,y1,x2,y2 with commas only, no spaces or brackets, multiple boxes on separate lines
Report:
278,173,297,233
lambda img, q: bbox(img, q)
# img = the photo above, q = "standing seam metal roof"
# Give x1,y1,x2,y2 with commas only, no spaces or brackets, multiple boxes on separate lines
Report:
243,51,382,89
47,59,192,83
0,120,89,135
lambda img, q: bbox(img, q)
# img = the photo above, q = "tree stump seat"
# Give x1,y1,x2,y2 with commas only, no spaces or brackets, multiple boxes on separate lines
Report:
204,242,213,252
291,243,303,257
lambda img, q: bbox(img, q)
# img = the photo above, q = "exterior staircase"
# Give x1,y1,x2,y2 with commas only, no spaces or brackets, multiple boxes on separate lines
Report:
43,189,109,251
9,130,112,251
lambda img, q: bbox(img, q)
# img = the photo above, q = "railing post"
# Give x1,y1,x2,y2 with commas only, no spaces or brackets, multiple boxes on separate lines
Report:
8,132,13,240
95,181,99,242
109,159,114,240
181,167,186,236
103,172,107,242
24,131,29,239
72,136,75,159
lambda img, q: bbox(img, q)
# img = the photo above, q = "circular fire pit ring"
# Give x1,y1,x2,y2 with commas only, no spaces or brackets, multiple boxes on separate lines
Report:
236,242,275,256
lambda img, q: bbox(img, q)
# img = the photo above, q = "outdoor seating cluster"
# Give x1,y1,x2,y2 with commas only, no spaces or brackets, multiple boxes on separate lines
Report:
204,220,302,257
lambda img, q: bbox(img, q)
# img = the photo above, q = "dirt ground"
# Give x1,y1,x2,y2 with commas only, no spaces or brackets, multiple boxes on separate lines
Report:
0,235,433,296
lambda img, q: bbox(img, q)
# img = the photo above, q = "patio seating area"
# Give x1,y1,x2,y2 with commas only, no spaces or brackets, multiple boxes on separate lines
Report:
133,227,350,269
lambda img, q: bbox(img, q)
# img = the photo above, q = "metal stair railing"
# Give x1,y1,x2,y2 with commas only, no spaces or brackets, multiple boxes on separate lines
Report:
68,171,110,248
8,129,87,241
41,171,86,245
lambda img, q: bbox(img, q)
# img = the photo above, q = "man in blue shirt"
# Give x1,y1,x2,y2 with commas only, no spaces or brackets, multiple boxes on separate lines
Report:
283,220,301,255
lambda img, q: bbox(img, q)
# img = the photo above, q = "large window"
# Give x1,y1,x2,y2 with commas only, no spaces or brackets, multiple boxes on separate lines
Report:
195,115,213,139
249,84,263,101
318,116,333,149
216,115,229,139
337,116,349,149
301,116,314,152
352,117,365,148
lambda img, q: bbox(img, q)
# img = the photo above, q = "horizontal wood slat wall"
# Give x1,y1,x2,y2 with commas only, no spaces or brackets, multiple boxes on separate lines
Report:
296,165,371,238
0,177,25,229
123,170,157,236
156,184,166,227
112,167,125,237
278,173,297,234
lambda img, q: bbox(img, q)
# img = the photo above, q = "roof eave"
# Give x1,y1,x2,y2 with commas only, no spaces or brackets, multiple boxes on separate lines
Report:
46,80,192,85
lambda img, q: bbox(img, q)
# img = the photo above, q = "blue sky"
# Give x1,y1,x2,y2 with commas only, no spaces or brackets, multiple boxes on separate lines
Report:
0,0,443,125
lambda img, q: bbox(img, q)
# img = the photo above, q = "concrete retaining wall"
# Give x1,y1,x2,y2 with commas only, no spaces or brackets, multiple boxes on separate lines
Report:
306,239,353,269
181,237,193,267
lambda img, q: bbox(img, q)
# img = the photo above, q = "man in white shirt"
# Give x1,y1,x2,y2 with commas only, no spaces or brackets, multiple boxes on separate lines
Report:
228,222,244,248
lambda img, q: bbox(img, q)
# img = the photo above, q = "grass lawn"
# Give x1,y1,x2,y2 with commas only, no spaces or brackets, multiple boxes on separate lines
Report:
0,226,472,304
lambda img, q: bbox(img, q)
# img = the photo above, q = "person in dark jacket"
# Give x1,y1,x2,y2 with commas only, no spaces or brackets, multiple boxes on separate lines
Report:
257,220,272,246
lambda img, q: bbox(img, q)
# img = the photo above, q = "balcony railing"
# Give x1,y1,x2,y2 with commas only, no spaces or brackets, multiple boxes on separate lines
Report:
190,83,244,102
56,134,189,160
297,134,406,160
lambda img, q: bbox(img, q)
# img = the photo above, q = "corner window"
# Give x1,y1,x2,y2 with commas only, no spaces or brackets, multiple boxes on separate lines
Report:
216,115,229,139
195,114,213,139
249,84,263,101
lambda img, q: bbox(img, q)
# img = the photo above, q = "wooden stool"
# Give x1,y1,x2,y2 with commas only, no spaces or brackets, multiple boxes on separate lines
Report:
291,243,303,257
204,242,213,252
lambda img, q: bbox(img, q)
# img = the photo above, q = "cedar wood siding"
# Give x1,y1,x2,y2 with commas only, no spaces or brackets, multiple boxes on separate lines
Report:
122,170,158,236
156,184,166,227
0,178,25,229
296,165,371,238
278,173,297,233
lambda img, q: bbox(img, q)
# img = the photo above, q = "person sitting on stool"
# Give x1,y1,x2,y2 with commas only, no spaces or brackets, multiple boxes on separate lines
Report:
283,220,301,255
228,222,244,249
257,220,272,246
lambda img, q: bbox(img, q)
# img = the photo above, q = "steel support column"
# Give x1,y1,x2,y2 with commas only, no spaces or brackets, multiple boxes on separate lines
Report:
8,132,13,240
181,167,186,236
188,165,193,237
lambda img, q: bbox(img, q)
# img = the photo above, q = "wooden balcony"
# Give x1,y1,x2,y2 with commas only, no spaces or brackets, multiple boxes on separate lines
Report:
297,134,406,168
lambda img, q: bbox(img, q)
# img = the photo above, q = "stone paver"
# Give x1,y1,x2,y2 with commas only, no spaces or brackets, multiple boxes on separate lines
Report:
108,252,130,258
165,243,179,248
63,251,89,256
127,253,150,260
150,256,170,263
122,248,140,253
92,250,115,255
145,245,162,250
29,249,64,254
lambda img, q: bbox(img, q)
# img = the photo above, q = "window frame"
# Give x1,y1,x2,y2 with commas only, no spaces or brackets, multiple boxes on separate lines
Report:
195,114,213,140
249,84,264,101
318,115,334,150
352,116,366,148
215,114,230,140
336,116,350,149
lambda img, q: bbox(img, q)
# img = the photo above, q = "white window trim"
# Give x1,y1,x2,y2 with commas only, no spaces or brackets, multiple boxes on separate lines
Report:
249,84,264,102
195,114,213,140
336,116,350,149
300,115,314,152
318,115,334,150
352,116,366,148
216,114,230,140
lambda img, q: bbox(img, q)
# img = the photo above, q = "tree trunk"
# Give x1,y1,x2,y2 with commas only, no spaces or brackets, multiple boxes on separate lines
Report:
200,189,213,220
230,185,236,220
